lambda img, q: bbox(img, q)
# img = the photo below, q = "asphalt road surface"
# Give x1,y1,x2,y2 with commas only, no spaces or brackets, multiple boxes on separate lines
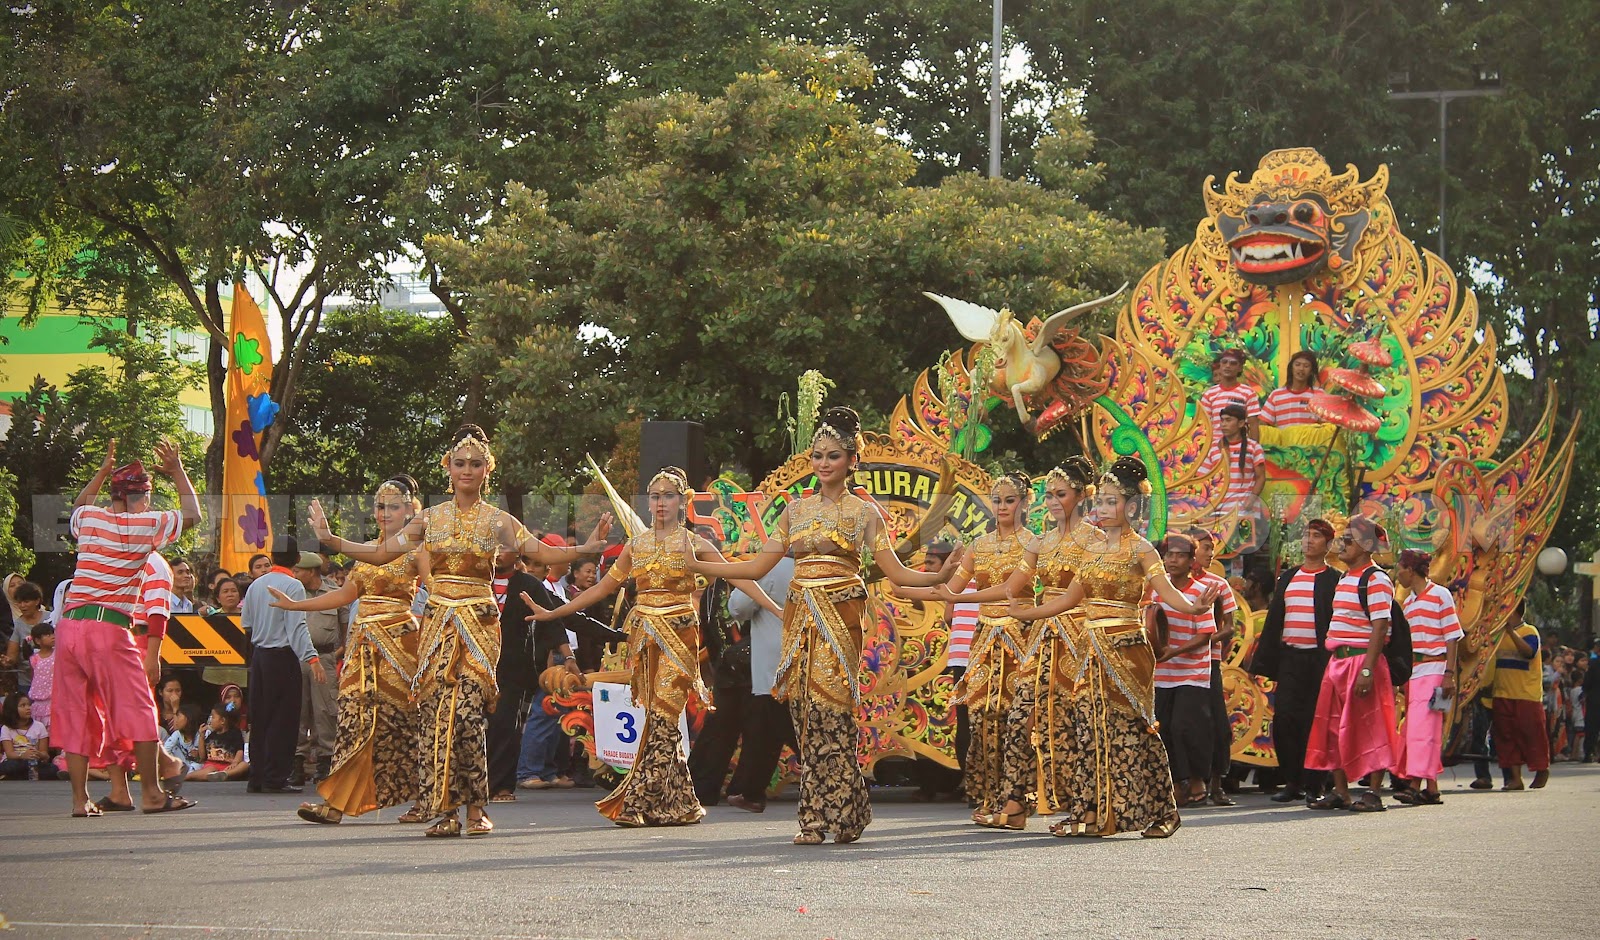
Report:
2,762,1595,939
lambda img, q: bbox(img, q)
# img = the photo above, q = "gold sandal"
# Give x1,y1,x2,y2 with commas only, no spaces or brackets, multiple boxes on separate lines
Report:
1141,817,1181,839
424,816,461,838
792,830,825,845
397,805,431,824
465,813,493,837
613,812,648,828
297,802,342,825
834,829,862,844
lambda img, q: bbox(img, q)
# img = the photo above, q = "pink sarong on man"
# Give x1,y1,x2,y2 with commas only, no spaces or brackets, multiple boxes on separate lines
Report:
1397,672,1446,779
51,616,159,766
1304,655,1399,783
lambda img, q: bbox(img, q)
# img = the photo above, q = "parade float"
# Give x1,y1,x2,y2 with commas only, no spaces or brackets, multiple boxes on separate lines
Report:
561,148,1577,779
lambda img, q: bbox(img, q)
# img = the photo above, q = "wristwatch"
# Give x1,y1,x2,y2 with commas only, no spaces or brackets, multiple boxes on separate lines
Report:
1360,667,1372,678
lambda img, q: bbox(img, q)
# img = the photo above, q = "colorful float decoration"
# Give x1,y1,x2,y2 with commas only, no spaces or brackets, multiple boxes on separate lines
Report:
568,148,1576,779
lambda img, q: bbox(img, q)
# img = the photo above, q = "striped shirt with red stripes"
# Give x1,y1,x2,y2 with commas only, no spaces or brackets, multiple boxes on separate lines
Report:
64,506,184,617
1401,580,1463,678
1198,382,1261,437
1262,387,1321,427
946,587,979,668
1326,563,1394,650
135,553,174,634
1201,436,1266,513
1153,578,1217,688
1281,565,1326,649
1190,569,1237,661
493,575,509,612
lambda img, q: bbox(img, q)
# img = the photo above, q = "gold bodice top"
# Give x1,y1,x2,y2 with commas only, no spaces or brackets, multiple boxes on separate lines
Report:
779,492,890,560
1035,522,1096,595
968,528,1034,616
1060,531,1157,608
622,528,698,599
350,551,419,615
423,500,529,600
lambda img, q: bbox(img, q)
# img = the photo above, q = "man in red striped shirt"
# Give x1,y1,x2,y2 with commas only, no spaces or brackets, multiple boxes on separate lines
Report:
1197,349,1261,441
1304,516,1401,812
1150,534,1215,805
1250,519,1342,804
1187,529,1240,806
1394,549,1462,805
56,439,201,817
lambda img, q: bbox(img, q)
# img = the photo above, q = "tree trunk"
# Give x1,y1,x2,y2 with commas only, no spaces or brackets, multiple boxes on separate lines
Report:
205,332,228,497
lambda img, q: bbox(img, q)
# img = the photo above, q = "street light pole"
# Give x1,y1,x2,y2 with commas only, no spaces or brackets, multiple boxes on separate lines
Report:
1388,84,1503,260
988,0,1003,179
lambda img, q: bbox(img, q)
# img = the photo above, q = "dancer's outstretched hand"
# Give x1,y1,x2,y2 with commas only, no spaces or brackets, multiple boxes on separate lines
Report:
580,512,615,552
1187,584,1222,615
100,439,117,473
520,591,558,622
153,437,184,477
308,499,334,542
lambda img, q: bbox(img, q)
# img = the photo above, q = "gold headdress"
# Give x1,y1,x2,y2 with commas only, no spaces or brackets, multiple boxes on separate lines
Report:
812,406,863,455
375,477,413,499
441,426,496,474
1099,457,1152,498
1045,456,1097,496
648,466,691,496
990,471,1033,504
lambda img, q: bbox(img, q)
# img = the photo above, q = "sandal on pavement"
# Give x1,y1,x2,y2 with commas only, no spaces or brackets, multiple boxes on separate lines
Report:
1417,790,1443,805
95,796,136,812
517,776,550,790
489,792,517,803
465,813,493,837
834,829,862,844
726,794,765,813
1348,793,1386,813
1392,789,1421,805
1206,791,1237,807
425,816,461,837
1307,793,1350,810
792,829,825,845
1142,817,1182,839
71,801,105,818
613,813,648,828
1469,777,1494,790
143,795,197,814
397,806,431,824
297,802,343,824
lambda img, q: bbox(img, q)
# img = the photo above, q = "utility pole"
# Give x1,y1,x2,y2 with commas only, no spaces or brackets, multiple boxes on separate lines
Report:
1388,70,1503,260
988,0,1003,179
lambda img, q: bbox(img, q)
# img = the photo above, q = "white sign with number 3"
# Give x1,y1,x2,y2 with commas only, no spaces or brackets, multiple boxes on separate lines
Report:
592,681,689,770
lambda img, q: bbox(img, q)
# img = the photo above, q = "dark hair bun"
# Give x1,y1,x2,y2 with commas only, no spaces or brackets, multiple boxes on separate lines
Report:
819,406,861,438
1057,455,1096,488
387,473,420,496
1107,456,1147,488
451,424,489,445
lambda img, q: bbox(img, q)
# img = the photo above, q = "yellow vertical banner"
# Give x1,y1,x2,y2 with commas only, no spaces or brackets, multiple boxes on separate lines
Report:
218,284,278,574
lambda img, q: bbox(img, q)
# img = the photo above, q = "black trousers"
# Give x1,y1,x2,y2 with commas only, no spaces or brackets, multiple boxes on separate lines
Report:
729,695,796,803
1272,647,1327,793
247,646,303,789
487,683,530,794
1157,685,1215,784
1209,660,1231,778
688,687,795,805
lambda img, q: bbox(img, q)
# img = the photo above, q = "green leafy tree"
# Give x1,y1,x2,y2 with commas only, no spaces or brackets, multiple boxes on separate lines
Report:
431,43,1163,485
269,307,464,501
0,468,36,579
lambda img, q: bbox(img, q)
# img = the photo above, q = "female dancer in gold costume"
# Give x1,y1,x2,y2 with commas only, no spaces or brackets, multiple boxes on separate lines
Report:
271,474,428,825
897,471,1037,829
525,466,780,827
309,426,612,837
689,407,956,844
1010,457,1216,839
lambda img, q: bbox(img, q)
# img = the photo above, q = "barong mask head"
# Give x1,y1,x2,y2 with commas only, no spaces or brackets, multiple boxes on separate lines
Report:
989,471,1033,527
374,473,421,534
1094,456,1151,529
648,465,692,525
110,461,153,508
1043,455,1096,526
810,406,864,486
442,425,495,495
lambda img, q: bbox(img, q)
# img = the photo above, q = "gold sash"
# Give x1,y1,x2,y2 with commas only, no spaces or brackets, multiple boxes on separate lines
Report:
774,558,865,713
625,599,708,714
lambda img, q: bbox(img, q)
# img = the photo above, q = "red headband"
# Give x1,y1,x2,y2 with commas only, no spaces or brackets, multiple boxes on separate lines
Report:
110,461,152,497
